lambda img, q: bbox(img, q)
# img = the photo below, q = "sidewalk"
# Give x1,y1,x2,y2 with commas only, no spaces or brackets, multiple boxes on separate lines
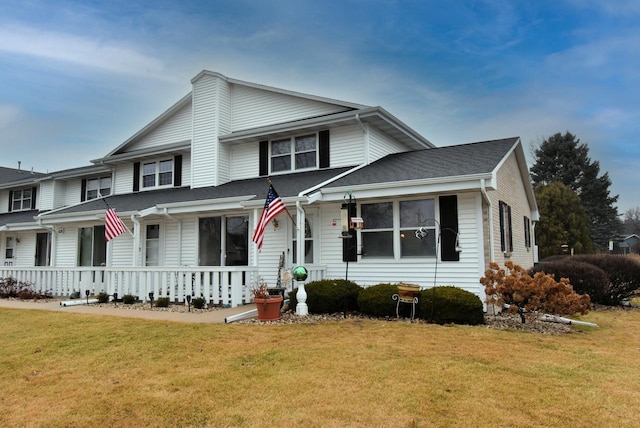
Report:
0,298,256,324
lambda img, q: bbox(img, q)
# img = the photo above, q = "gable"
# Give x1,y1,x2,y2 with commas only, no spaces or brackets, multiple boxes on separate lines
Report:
231,84,354,132
126,102,193,152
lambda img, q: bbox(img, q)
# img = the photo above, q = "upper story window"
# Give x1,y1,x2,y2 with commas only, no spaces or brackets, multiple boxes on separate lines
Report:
86,177,112,200
142,159,173,189
10,188,34,211
271,134,317,173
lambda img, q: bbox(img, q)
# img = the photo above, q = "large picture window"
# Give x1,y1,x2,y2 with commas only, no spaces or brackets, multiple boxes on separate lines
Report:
361,198,440,259
270,134,317,173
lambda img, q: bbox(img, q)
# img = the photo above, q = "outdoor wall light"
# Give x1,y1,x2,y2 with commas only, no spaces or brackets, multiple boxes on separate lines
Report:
148,291,154,309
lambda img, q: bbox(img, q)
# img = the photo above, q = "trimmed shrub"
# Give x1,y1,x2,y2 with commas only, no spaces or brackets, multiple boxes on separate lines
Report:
417,286,485,325
289,279,362,314
123,294,137,305
96,292,109,303
531,260,609,304
569,255,640,305
192,297,206,309
357,283,398,317
155,297,170,308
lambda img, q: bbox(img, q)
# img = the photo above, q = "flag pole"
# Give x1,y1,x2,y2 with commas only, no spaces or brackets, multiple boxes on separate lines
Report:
266,178,296,229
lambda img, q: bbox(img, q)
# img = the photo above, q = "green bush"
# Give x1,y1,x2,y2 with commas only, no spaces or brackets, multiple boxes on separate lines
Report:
569,255,640,305
531,260,608,304
417,286,484,325
357,283,398,317
289,279,362,314
155,297,170,308
192,297,206,309
96,292,109,303
123,294,137,305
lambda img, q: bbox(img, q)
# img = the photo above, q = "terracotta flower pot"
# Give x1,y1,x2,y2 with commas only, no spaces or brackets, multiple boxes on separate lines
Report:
397,283,421,301
254,295,283,321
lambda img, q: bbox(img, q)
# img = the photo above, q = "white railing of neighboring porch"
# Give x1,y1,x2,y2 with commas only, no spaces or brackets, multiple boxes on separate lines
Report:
0,265,327,308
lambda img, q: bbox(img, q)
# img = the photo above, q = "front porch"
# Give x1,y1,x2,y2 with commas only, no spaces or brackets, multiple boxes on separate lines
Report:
0,265,327,307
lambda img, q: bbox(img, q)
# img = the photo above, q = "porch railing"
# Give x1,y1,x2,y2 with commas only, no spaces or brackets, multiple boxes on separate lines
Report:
0,265,327,308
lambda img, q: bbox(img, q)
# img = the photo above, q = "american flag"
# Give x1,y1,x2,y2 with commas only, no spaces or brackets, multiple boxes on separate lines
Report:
105,208,127,242
252,184,286,250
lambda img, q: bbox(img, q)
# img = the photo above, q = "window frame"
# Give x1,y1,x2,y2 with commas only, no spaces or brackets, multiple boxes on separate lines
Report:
270,133,318,173
499,201,513,254
360,198,438,260
11,188,33,211
141,159,174,190
86,176,112,200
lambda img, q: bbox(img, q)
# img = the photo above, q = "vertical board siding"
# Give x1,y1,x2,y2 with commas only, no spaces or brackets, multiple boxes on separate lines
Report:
231,85,350,132
192,74,219,188
128,103,193,151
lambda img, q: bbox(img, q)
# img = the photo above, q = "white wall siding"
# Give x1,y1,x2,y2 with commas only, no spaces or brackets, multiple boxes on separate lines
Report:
128,103,193,151
192,74,220,188
314,195,486,300
368,126,410,163
62,180,82,207
110,234,134,266
229,142,258,181
330,125,365,167
114,163,134,195
231,85,349,132
217,82,232,184
55,228,79,267
38,181,54,211
490,152,536,269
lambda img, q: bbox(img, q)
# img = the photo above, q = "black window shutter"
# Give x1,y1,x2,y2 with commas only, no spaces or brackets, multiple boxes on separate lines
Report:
174,155,182,187
498,201,506,252
8,190,13,212
439,195,459,261
342,202,358,262
319,130,330,169
31,187,37,210
81,179,87,202
259,140,268,176
507,205,513,252
133,162,140,192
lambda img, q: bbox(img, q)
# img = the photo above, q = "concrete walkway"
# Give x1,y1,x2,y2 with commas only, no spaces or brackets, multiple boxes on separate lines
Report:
0,298,257,324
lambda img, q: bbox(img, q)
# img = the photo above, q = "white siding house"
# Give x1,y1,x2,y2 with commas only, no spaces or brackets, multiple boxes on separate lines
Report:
0,70,538,307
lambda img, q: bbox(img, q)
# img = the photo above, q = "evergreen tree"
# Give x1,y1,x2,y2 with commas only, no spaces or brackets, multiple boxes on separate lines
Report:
534,182,593,259
530,132,621,250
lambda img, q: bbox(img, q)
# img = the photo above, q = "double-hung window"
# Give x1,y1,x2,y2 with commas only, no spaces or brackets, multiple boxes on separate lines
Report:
86,177,112,200
271,134,317,173
11,188,33,211
142,159,173,189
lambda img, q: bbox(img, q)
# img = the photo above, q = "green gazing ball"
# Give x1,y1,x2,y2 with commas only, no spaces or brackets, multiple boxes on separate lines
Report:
292,266,308,281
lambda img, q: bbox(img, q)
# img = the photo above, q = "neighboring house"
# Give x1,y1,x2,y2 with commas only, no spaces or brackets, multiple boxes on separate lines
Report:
611,234,640,254
0,70,539,307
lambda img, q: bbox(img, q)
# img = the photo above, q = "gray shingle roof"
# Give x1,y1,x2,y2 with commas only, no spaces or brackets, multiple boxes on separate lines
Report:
42,167,355,216
324,137,519,188
0,167,47,186
0,209,41,227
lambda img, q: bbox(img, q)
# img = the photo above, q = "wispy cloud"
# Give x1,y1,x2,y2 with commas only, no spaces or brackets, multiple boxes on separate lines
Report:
0,23,166,77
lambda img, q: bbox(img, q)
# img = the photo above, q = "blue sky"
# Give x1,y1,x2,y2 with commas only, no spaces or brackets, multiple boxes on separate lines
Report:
1,0,638,214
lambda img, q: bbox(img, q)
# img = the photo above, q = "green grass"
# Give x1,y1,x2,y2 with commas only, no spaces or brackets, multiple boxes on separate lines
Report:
1,308,639,427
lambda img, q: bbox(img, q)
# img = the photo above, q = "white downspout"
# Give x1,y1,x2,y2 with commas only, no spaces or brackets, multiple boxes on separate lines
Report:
131,214,141,267
480,178,495,262
163,208,183,265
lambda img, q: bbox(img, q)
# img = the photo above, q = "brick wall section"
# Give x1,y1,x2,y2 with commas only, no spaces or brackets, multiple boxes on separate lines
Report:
489,152,536,269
